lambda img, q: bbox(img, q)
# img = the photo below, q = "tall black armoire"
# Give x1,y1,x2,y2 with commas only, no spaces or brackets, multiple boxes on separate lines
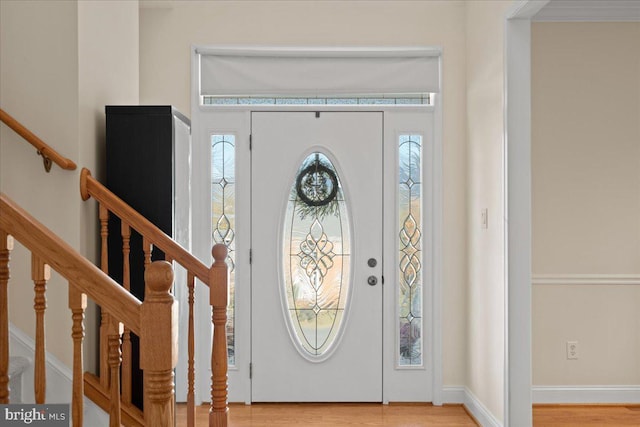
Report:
105,105,191,409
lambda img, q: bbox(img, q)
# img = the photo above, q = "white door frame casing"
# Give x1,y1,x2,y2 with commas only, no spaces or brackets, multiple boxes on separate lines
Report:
504,1,550,426
189,46,444,405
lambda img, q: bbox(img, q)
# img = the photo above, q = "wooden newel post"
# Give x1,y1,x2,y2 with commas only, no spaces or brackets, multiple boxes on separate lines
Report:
141,261,178,427
210,244,229,427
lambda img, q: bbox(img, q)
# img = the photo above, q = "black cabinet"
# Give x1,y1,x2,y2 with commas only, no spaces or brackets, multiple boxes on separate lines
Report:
105,105,190,409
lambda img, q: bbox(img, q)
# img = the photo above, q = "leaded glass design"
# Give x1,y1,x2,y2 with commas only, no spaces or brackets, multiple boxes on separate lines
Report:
202,94,433,106
283,153,351,358
399,135,423,366
211,134,236,365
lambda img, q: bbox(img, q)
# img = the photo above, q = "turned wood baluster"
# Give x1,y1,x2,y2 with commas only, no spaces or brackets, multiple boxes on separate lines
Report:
69,286,86,427
108,319,123,427
187,272,196,427
143,237,152,301
121,222,132,404
99,204,110,388
141,261,178,427
164,255,176,416
0,232,13,404
99,204,109,272
143,236,152,268
32,253,50,404
210,244,229,427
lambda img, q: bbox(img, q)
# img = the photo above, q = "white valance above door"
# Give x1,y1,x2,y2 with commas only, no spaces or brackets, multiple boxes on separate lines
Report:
197,47,441,97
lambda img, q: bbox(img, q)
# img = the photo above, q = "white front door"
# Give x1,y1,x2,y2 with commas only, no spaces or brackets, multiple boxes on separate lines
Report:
251,111,383,402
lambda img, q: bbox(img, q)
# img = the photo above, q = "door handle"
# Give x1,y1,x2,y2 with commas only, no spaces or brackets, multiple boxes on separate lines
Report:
367,276,378,286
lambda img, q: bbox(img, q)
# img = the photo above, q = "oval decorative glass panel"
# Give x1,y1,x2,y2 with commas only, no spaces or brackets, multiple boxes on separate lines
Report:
282,152,351,359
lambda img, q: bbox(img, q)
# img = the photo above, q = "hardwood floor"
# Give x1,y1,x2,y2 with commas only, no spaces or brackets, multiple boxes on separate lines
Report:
176,403,640,426
533,405,640,426
176,403,479,426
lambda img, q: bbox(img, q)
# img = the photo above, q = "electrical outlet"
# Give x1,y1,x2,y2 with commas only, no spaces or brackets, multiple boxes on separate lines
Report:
481,208,488,229
567,341,578,360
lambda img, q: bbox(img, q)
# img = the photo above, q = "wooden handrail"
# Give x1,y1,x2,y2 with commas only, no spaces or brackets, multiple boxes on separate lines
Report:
0,108,77,172
1,192,180,425
0,193,141,333
80,168,211,286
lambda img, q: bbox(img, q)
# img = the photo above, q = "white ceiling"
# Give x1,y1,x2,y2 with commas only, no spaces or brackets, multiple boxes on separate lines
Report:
534,0,640,22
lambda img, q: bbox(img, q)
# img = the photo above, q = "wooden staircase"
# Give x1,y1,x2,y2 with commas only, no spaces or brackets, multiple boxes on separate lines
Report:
0,109,230,427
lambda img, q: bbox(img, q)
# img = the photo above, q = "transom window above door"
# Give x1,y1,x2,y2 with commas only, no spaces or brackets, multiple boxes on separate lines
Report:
202,95,434,106
196,47,441,104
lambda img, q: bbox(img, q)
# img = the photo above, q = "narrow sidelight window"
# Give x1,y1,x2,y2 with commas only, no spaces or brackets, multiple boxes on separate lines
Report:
398,135,423,367
211,134,236,365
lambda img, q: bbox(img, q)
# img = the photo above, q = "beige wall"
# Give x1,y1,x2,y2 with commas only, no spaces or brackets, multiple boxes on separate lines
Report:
466,0,512,421
139,0,469,387
532,22,640,385
1,0,81,369
77,0,140,372
1,0,139,368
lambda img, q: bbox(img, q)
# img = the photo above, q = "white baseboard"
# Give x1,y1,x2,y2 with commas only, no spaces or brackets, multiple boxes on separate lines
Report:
442,386,503,427
441,385,640,425
9,323,109,426
441,386,466,404
463,388,503,427
533,385,640,404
